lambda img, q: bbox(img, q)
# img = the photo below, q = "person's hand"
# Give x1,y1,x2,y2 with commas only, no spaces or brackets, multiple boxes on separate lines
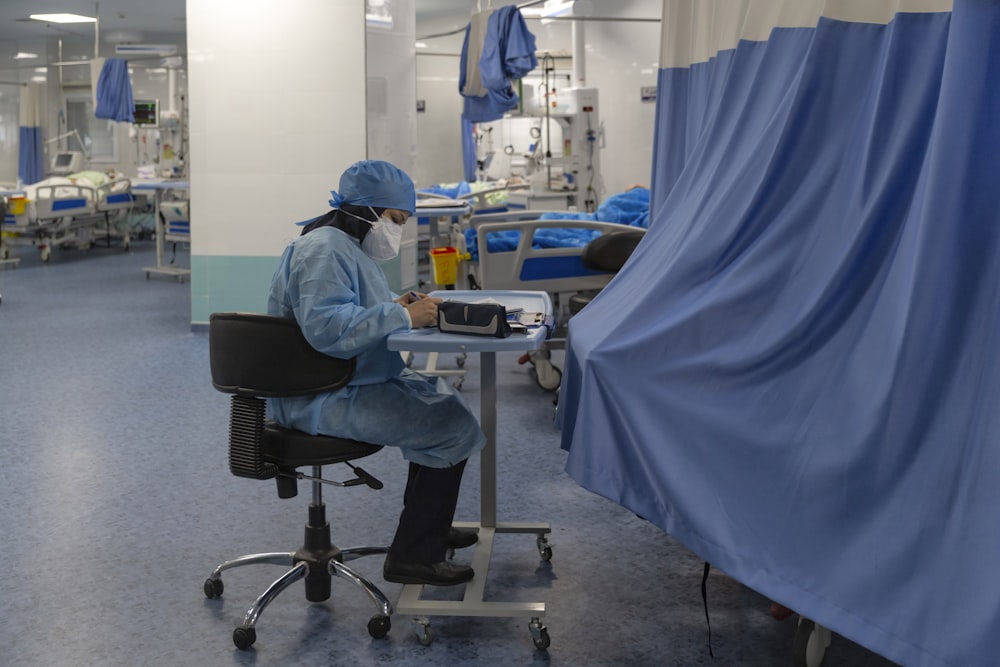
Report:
396,290,429,305
405,296,442,328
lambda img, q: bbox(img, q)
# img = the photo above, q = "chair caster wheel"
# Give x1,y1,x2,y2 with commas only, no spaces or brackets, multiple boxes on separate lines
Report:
233,626,256,650
203,577,223,598
368,614,391,639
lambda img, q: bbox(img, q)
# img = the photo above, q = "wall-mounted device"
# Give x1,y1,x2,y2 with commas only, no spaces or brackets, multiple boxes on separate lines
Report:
133,99,159,127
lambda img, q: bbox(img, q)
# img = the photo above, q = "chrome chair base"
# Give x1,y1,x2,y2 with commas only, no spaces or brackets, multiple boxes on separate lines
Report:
203,489,393,650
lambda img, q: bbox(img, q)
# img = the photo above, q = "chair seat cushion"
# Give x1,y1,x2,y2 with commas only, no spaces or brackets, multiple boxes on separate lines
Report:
262,421,382,468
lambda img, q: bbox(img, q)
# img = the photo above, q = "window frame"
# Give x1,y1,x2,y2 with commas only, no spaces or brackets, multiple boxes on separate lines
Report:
64,92,119,164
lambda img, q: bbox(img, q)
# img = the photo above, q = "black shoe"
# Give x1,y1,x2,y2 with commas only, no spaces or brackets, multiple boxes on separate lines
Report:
444,527,479,550
383,557,475,586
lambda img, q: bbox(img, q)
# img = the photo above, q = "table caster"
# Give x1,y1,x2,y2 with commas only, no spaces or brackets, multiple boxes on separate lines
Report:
536,535,552,561
529,617,550,649
412,616,433,646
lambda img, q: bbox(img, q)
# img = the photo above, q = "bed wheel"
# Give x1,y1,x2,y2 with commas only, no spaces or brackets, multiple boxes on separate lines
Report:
791,618,831,667
534,360,561,391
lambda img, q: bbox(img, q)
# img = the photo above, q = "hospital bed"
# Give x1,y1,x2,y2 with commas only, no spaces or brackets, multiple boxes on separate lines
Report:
455,181,530,214
459,211,646,389
418,180,530,214
1,177,135,262
415,181,531,252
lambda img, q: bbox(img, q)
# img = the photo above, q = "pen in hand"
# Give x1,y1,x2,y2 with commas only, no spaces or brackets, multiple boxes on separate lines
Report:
404,291,439,328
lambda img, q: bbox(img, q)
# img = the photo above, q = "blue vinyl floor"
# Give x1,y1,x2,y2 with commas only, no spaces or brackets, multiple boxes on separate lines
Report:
0,241,898,666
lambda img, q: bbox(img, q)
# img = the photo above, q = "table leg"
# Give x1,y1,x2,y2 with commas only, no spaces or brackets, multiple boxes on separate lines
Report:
480,350,497,527
142,188,190,281
394,348,549,629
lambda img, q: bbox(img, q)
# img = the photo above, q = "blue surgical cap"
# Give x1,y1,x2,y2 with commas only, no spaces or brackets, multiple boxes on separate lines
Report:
328,160,416,215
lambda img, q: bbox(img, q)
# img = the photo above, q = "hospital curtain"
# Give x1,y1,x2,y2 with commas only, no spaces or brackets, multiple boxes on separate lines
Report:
559,1,1000,666
18,83,43,186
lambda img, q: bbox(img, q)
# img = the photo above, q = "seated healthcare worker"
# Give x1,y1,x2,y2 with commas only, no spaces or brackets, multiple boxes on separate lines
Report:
267,160,486,586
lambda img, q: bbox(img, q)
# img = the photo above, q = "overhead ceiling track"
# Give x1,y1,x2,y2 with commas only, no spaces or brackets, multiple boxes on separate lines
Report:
417,2,658,42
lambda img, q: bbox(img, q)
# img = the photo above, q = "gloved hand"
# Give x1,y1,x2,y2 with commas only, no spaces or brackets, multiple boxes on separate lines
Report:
405,296,442,328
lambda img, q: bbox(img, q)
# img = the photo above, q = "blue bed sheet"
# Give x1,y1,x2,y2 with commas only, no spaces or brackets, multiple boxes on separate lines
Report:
464,187,650,261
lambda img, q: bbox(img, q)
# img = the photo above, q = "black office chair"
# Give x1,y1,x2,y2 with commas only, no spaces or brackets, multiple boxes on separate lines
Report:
204,312,393,650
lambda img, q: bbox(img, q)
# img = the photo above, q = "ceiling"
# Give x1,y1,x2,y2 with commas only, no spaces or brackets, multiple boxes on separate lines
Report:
0,1,531,50
0,0,187,45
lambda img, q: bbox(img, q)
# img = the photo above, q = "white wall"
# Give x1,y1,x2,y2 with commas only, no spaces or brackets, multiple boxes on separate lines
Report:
583,0,662,193
0,85,24,185
188,0,367,258
367,0,417,174
414,0,662,196
414,53,465,188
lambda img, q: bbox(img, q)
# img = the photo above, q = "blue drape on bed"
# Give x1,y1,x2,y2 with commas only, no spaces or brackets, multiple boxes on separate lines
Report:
18,83,43,185
558,2,999,666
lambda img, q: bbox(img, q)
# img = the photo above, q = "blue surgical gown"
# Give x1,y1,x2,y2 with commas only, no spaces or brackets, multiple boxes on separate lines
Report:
267,226,486,468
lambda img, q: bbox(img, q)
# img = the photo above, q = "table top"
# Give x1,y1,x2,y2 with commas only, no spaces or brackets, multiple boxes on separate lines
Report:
132,180,190,190
387,290,552,353
414,204,472,218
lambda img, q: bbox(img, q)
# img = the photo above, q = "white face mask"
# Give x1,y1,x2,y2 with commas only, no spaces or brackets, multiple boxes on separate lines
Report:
361,215,404,261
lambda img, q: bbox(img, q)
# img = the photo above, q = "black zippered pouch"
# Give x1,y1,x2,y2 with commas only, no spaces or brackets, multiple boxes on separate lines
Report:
437,301,512,338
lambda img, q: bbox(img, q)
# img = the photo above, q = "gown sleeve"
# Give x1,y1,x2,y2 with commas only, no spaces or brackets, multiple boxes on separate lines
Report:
285,236,410,357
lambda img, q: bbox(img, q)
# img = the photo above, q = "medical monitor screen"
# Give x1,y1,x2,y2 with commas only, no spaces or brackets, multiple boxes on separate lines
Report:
51,151,82,174
133,100,158,126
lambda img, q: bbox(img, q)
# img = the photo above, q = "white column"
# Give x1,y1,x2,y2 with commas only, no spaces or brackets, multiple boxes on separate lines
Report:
187,0,368,260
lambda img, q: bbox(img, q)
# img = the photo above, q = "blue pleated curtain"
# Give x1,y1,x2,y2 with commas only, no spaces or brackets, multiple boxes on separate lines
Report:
558,2,999,666
18,83,43,185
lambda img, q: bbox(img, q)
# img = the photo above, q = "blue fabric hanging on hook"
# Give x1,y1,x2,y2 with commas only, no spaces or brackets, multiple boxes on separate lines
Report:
459,6,537,123
458,6,537,180
95,58,135,123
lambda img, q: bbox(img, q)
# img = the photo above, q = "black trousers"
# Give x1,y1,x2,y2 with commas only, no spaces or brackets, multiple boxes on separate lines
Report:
388,459,467,564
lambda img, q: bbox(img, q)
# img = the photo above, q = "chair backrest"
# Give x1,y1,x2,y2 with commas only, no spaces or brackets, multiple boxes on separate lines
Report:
209,312,355,397
580,229,645,273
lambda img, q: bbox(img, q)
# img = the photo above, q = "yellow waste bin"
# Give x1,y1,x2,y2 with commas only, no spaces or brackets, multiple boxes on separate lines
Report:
8,195,27,215
430,246,460,285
